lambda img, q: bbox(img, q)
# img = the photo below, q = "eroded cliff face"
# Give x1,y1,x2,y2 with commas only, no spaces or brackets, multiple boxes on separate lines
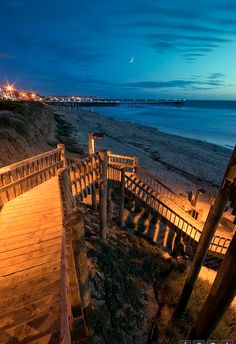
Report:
0,101,57,167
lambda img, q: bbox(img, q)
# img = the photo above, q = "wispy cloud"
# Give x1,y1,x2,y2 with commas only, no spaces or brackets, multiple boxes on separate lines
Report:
123,74,230,89
209,72,226,79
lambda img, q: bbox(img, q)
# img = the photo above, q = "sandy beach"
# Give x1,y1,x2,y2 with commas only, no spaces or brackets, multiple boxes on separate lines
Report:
54,106,232,199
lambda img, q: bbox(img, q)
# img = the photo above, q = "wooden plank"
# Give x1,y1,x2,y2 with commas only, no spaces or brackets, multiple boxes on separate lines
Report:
0,229,62,252
28,331,60,344
0,212,62,227
0,237,62,260
0,306,60,343
0,271,60,303
0,244,61,270
0,207,61,221
0,260,60,288
0,222,62,240
0,249,61,276
0,165,64,343
0,278,60,313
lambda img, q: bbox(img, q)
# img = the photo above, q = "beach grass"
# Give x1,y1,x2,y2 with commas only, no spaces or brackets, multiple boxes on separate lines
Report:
54,113,84,155
156,267,236,343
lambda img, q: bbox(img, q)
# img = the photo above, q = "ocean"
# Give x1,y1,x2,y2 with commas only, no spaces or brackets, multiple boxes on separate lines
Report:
77,100,236,149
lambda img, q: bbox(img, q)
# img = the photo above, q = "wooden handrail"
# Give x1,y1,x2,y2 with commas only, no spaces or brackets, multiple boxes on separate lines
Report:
58,169,88,343
125,174,200,229
0,161,62,192
137,165,195,213
0,147,62,174
0,147,230,257
67,154,101,204
65,155,230,256
125,174,230,255
108,153,136,160
107,153,137,173
0,146,64,208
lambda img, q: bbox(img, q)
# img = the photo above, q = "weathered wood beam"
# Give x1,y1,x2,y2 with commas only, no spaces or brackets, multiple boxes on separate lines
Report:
57,143,67,168
64,212,91,314
189,229,236,340
99,150,108,240
118,167,125,226
88,132,94,155
174,145,236,318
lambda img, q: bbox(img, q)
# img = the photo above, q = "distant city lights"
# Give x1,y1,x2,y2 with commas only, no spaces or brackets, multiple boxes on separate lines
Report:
0,83,41,101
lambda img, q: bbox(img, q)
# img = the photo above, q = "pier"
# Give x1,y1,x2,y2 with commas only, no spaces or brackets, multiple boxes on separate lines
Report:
44,98,185,107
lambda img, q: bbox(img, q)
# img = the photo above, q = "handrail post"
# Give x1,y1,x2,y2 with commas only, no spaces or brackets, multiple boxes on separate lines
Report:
57,143,67,168
88,132,94,155
99,150,108,240
118,167,125,226
174,145,236,318
91,156,97,210
58,167,74,216
134,157,138,174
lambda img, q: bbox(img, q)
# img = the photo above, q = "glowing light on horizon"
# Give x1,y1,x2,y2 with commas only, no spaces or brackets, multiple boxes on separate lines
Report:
6,84,14,92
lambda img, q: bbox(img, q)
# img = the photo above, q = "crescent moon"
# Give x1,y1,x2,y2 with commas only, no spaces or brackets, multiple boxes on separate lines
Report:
129,57,134,64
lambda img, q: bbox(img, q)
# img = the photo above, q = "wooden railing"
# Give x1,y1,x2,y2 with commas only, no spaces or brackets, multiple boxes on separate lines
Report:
108,163,122,188
126,174,231,256
0,147,231,261
107,153,137,173
58,170,88,343
126,174,201,237
65,153,231,258
125,174,231,257
137,166,198,216
0,147,64,208
67,153,100,205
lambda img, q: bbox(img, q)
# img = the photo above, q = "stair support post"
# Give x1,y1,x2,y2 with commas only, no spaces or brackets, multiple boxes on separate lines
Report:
99,150,108,240
118,167,125,226
174,145,236,318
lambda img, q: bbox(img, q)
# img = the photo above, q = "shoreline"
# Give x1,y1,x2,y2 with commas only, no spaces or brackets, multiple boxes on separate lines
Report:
53,106,232,198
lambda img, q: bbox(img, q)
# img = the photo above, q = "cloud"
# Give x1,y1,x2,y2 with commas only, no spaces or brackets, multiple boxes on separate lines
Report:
123,76,230,89
209,72,226,79
123,80,195,89
128,20,236,36
144,32,231,57
117,3,236,60
146,33,231,43
183,53,206,57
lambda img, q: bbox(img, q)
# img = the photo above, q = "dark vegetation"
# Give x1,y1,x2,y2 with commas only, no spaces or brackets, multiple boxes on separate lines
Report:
158,269,236,343
0,101,47,137
0,100,84,166
83,195,236,344
83,204,186,344
54,113,84,155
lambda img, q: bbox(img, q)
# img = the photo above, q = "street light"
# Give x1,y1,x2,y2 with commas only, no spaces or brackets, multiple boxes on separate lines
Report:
5,84,14,100
6,84,14,92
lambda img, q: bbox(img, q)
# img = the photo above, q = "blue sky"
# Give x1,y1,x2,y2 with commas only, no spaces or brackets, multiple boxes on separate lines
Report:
1,0,236,99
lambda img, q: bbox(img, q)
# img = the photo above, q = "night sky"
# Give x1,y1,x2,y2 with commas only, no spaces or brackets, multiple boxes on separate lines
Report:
1,0,236,99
